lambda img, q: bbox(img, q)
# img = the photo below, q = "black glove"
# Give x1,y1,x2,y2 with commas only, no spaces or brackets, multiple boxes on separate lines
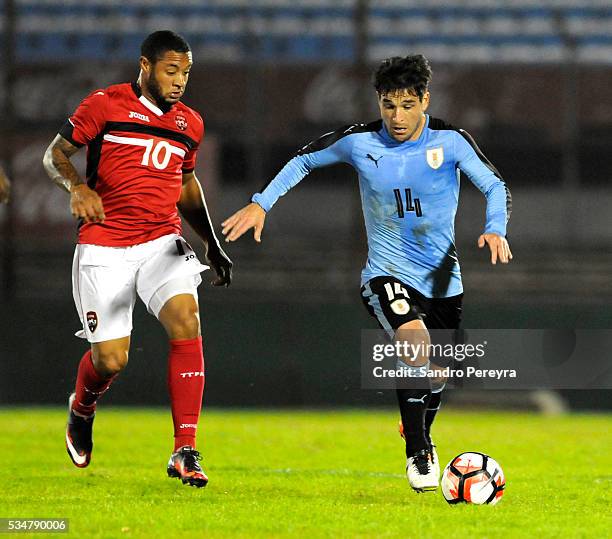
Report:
206,245,233,287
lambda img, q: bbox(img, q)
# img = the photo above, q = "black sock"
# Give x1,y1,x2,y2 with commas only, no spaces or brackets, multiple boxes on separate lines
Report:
424,390,443,445
397,386,431,457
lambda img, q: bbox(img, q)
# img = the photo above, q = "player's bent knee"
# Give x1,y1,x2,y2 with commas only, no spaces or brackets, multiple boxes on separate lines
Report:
395,319,431,366
169,311,200,340
92,347,129,376
91,336,130,376
158,292,201,340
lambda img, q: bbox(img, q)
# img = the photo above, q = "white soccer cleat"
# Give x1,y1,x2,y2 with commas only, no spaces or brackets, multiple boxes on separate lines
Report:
399,421,441,489
406,449,439,492
430,443,440,480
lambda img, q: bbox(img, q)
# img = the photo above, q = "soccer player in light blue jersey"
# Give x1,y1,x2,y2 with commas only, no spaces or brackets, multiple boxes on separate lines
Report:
222,55,512,492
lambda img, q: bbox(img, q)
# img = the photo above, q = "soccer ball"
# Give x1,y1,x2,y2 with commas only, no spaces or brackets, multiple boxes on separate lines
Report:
441,452,505,505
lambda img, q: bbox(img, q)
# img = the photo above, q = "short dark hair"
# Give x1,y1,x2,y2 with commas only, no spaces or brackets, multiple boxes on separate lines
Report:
140,30,191,63
373,55,432,100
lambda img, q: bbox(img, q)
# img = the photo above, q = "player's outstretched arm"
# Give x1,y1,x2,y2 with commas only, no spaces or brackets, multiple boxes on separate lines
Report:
477,233,513,265
42,134,105,223
0,166,11,204
221,203,266,243
179,172,232,287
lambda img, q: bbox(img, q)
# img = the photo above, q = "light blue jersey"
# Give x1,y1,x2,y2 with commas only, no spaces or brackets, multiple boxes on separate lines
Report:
252,116,511,298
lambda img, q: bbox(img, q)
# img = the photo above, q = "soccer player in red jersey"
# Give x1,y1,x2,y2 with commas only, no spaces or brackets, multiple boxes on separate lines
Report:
42,31,231,488
0,166,10,204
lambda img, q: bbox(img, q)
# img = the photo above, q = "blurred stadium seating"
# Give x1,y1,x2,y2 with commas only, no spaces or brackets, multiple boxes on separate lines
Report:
9,0,612,63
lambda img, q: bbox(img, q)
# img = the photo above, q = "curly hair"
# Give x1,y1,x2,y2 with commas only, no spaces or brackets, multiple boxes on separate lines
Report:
373,55,432,100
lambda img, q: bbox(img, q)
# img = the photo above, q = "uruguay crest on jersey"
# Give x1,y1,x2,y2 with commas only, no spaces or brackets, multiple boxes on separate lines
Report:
426,146,444,169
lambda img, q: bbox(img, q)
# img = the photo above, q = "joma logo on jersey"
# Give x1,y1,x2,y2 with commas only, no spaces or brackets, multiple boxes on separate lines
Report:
128,111,150,122
180,371,204,378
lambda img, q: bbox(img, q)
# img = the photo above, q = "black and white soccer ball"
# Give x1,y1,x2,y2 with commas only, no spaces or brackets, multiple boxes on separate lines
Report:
441,452,505,505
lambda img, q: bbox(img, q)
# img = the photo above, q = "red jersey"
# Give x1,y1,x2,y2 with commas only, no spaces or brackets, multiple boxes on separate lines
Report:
60,82,204,246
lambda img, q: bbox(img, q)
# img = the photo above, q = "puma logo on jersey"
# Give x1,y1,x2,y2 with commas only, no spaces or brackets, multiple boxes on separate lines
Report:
406,394,427,404
366,154,383,167
129,111,150,122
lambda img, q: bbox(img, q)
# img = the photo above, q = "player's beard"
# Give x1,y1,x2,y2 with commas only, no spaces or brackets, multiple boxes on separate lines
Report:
145,70,174,114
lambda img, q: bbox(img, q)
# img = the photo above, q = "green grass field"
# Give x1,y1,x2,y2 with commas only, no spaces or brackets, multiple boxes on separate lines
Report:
0,408,610,538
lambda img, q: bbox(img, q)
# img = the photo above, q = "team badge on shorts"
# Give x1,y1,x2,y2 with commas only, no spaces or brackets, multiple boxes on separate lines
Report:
86,311,98,333
175,114,188,131
391,299,410,315
426,147,444,169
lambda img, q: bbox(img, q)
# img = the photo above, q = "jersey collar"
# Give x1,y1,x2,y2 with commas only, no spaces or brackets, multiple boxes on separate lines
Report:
131,81,169,117
379,114,430,146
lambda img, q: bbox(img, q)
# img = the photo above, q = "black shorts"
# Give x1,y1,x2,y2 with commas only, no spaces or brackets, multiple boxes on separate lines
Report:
360,275,463,333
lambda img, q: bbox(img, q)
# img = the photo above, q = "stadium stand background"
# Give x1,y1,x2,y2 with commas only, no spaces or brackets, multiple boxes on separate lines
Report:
1,0,611,410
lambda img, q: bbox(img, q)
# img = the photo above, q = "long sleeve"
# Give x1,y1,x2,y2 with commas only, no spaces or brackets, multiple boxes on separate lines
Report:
454,130,511,236
252,126,355,212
